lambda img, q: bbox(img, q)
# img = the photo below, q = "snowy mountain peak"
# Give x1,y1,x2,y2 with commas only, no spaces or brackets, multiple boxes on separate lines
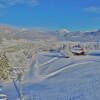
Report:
59,29,70,33
56,29,70,37
21,28,28,31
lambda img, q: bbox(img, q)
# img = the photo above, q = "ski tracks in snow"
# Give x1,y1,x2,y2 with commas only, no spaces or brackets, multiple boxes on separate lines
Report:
34,57,58,68
34,56,95,80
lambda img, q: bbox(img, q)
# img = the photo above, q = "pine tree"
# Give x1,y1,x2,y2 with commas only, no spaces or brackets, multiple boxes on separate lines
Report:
0,50,10,81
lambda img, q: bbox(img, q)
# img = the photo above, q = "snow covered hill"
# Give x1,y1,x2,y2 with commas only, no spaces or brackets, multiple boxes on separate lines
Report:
48,29,100,42
0,25,54,41
0,25,100,100
1,50,100,100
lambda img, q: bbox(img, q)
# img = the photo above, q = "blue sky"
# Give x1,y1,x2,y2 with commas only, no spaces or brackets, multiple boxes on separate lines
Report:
0,0,100,31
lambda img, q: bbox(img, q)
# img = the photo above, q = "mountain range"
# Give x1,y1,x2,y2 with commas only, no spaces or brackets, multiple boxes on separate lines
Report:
0,25,100,42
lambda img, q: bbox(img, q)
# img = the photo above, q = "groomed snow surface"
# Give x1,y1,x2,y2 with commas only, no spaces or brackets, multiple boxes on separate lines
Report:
1,50,100,100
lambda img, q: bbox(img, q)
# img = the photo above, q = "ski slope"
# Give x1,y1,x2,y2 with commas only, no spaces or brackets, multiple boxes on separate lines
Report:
2,50,100,100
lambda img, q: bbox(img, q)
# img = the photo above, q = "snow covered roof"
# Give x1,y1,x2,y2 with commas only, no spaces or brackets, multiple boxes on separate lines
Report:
71,49,83,53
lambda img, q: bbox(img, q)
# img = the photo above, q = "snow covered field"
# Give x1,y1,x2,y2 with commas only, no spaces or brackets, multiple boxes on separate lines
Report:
1,50,100,100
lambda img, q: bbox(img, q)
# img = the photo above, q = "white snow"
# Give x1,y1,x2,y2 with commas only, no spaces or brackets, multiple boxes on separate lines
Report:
1,50,100,100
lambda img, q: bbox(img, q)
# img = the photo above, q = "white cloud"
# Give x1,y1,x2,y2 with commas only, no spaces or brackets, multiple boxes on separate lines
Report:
83,6,100,13
0,0,38,9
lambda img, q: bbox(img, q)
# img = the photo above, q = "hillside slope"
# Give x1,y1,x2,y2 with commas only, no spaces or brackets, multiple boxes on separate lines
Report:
2,50,100,100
